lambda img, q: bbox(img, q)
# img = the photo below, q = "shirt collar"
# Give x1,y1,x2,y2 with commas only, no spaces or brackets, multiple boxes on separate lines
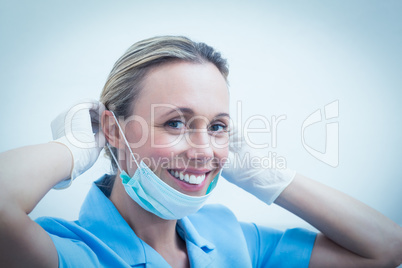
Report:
79,176,146,266
79,175,216,267
177,217,215,251
177,218,217,268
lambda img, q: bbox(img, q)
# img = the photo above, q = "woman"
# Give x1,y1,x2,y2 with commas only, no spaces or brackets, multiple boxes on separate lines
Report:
0,36,401,267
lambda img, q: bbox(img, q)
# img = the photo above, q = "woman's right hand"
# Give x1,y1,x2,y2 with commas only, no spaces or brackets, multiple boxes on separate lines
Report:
0,99,106,267
51,99,106,188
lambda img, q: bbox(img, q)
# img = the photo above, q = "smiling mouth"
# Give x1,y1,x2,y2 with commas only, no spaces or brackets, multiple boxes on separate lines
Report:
167,169,210,185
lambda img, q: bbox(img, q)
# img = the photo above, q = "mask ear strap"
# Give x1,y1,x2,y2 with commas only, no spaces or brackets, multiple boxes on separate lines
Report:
110,111,140,168
107,143,123,173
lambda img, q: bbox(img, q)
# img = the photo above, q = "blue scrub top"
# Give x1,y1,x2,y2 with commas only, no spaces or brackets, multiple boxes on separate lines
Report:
36,176,316,267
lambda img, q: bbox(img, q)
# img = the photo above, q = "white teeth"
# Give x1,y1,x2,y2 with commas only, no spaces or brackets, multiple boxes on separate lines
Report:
196,176,203,184
169,169,206,185
189,175,196,184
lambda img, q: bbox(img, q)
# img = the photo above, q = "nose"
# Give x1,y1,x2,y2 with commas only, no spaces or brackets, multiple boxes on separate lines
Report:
185,129,214,162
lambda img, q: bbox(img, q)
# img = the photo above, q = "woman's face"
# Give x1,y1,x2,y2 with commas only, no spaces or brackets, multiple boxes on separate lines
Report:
119,61,230,196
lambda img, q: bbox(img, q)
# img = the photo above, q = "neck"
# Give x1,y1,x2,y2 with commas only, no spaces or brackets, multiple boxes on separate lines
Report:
109,172,185,252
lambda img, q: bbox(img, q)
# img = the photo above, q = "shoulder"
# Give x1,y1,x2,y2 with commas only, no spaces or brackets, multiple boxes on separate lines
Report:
36,216,82,238
35,215,135,267
192,203,237,222
35,216,104,267
243,223,316,267
189,204,240,230
189,205,316,267
35,216,97,247
188,204,245,241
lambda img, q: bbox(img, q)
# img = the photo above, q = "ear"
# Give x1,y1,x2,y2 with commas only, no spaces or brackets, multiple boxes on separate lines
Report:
101,110,121,148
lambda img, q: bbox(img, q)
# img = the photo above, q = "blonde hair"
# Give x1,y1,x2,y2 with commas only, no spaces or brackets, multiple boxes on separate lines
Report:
100,36,229,174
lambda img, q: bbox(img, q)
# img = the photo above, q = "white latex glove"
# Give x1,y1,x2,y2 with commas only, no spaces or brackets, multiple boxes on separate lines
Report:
50,99,106,189
222,129,296,205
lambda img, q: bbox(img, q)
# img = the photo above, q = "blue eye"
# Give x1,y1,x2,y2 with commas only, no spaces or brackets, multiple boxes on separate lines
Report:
209,124,227,132
166,120,185,129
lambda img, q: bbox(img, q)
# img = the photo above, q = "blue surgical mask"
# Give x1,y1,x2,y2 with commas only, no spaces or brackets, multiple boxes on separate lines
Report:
108,112,220,220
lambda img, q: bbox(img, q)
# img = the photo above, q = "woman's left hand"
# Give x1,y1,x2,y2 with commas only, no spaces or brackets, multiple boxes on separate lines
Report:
223,127,402,267
222,128,296,204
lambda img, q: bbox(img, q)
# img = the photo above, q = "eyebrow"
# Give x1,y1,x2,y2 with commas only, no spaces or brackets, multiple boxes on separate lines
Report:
162,107,230,119
214,112,231,119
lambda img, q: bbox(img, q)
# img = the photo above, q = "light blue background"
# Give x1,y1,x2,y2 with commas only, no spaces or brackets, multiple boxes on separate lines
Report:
1,1,401,229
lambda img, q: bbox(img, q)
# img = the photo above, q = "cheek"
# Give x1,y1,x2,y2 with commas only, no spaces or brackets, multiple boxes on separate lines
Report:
124,120,149,149
146,141,188,161
151,131,191,149
214,146,229,167
210,134,230,161
142,134,189,169
150,130,190,154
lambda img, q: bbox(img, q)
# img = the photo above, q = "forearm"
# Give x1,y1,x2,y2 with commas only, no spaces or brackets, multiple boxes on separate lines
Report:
0,143,72,214
275,173,402,264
